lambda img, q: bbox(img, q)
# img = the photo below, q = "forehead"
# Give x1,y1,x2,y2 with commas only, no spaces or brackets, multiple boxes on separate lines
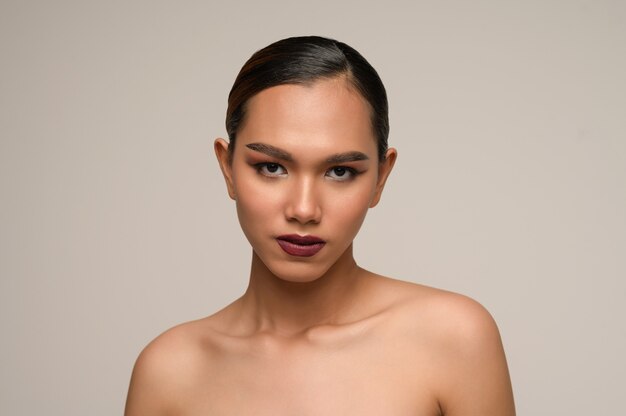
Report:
237,78,377,157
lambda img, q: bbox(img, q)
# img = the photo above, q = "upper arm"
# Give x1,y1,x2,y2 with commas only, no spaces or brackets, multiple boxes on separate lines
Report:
124,328,198,416
124,340,174,416
434,296,515,416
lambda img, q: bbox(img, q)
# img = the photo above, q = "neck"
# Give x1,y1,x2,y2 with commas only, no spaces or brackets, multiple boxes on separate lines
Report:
237,245,368,337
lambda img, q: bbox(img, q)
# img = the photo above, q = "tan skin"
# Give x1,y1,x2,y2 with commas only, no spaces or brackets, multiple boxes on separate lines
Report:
125,77,515,415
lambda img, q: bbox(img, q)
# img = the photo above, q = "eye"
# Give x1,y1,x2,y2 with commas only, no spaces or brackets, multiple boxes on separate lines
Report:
256,162,287,177
326,166,357,181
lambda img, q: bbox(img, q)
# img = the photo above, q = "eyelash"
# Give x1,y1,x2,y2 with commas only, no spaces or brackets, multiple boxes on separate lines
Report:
255,162,287,177
253,163,359,181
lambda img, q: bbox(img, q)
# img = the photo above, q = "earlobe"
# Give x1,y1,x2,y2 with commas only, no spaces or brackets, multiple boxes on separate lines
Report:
214,138,236,200
369,148,397,208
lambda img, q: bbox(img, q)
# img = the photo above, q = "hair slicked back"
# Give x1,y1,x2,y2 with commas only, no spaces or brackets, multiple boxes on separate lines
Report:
226,36,389,161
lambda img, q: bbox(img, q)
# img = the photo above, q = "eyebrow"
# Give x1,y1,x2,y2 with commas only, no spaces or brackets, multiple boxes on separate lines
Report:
325,151,369,164
245,142,369,164
245,143,293,161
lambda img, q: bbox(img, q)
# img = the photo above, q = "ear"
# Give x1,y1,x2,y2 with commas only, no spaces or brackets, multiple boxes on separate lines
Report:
369,148,397,208
214,138,236,200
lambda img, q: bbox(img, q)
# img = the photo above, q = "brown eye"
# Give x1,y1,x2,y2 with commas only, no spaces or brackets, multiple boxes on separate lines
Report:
256,163,287,177
326,166,357,181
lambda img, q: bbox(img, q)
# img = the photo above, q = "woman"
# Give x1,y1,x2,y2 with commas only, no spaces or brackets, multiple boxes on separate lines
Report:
125,36,515,415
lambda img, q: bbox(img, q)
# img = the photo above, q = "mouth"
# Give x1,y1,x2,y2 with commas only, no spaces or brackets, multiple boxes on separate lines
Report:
276,234,326,257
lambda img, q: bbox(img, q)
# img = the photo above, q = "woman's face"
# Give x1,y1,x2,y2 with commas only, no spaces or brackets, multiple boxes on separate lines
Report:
215,77,396,283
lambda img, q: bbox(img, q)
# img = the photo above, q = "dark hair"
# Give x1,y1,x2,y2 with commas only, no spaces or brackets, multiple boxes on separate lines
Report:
226,36,389,161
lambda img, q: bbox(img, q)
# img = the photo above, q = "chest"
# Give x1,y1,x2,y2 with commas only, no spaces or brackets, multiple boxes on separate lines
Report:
178,339,441,416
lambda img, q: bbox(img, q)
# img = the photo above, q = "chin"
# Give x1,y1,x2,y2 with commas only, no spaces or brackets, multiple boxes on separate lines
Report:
267,260,332,284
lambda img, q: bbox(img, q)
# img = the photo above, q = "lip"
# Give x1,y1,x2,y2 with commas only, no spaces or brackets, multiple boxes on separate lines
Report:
276,234,326,257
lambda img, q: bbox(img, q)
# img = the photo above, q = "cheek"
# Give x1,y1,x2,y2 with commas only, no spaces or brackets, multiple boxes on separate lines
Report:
233,176,282,236
326,183,375,231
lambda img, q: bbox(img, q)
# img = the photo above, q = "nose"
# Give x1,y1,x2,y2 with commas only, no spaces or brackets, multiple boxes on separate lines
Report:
285,176,322,225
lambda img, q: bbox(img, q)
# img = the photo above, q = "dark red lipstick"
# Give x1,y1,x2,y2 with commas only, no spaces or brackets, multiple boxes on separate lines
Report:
276,234,326,257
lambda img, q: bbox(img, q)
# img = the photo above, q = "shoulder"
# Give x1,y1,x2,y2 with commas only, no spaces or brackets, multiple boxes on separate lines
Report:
413,285,500,348
135,320,209,375
413,288,514,414
375,278,516,415
124,319,213,415
387,279,505,366
375,276,498,340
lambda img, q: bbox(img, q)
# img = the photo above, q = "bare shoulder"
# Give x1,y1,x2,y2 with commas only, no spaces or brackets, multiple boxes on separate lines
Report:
373,275,498,335
134,319,210,375
124,319,214,415
373,276,516,415
404,282,500,346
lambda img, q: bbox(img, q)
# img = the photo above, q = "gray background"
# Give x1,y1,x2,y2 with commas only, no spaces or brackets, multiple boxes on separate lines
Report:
1,0,624,414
